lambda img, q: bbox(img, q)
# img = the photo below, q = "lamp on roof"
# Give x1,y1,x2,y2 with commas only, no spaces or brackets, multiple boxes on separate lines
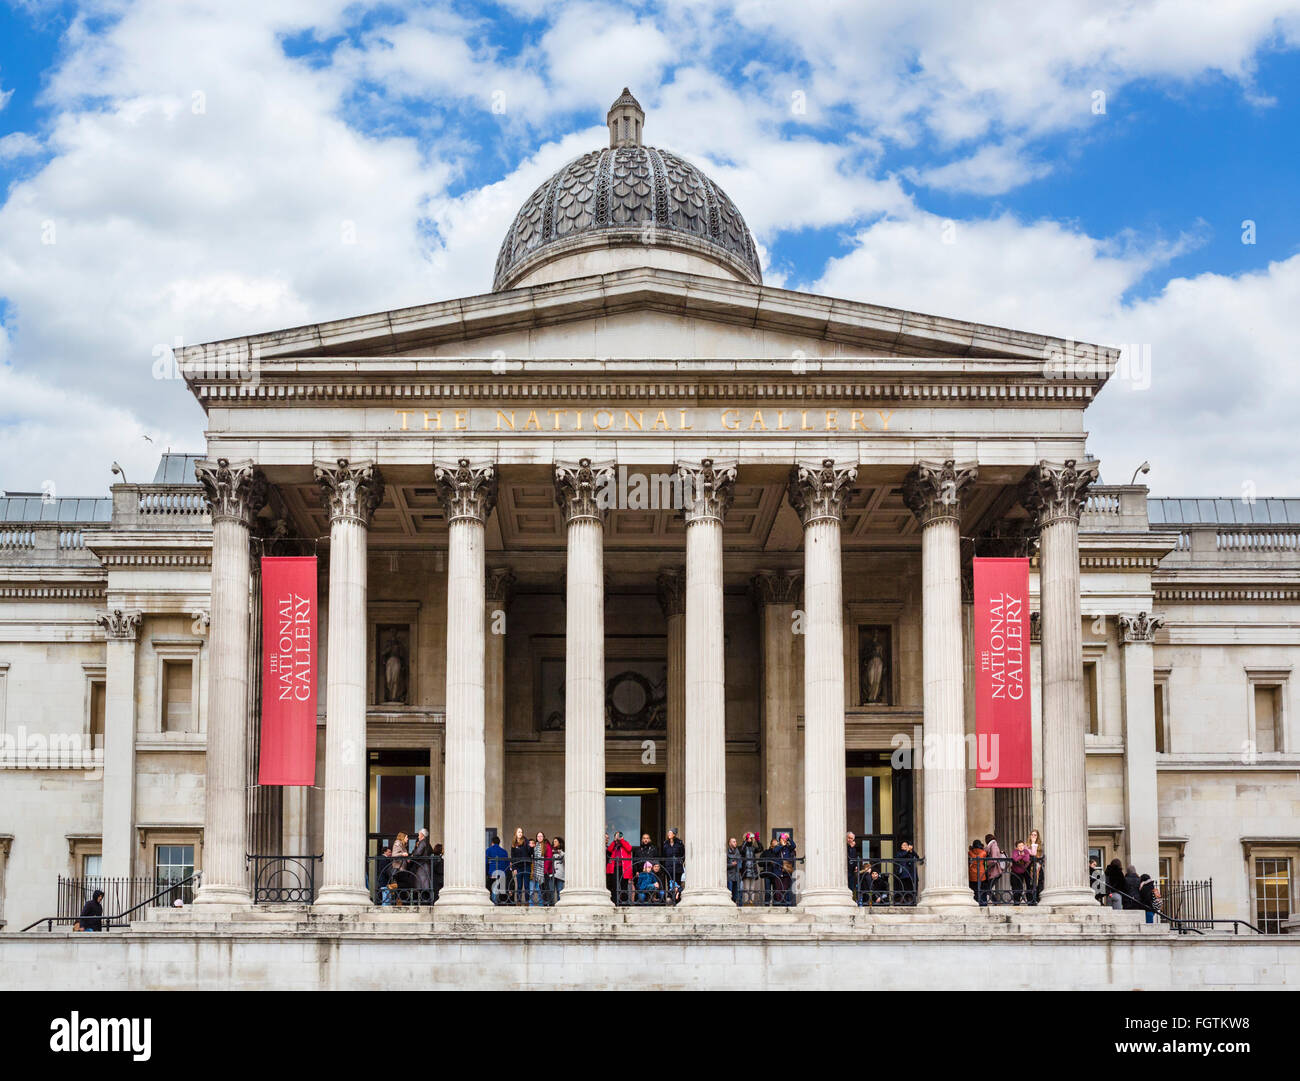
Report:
110,462,127,483
1129,461,1150,485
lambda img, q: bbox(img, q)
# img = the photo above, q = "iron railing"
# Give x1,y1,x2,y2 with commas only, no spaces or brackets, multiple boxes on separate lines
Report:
247,854,321,903
969,856,1044,906
850,856,925,906
22,872,202,932
369,854,442,907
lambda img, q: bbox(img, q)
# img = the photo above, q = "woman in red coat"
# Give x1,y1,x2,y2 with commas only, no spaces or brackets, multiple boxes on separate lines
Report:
606,831,634,904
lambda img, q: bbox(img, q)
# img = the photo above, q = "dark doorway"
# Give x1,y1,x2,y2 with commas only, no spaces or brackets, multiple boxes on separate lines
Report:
605,772,665,845
846,750,914,860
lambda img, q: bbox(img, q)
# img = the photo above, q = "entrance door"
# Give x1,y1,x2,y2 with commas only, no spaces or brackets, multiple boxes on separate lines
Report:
367,748,431,863
605,773,665,847
846,751,914,860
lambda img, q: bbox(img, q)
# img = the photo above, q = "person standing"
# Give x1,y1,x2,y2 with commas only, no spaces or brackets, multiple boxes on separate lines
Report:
984,833,1004,904
661,829,685,903
726,838,742,904
409,828,434,903
607,831,634,904
552,837,565,902
1138,873,1160,924
485,835,509,904
968,838,988,905
510,828,531,905
896,839,919,904
1123,864,1142,910
774,832,796,906
531,831,554,905
1009,841,1032,905
739,832,763,906
1027,828,1045,902
1105,858,1127,910
846,832,862,904
635,832,659,871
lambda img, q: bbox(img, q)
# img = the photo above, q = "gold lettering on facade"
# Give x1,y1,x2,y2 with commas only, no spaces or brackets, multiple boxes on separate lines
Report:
453,410,467,430
678,409,692,430
425,410,442,431
395,410,411,431
496,410,515,430
594,409,613,431
749,410,767,431
722,409,740,430
624,410,644,431
877,410,893,431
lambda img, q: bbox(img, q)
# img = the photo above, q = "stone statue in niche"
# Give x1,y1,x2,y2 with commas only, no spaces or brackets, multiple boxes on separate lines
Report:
377,625,410,705
858,625,892,706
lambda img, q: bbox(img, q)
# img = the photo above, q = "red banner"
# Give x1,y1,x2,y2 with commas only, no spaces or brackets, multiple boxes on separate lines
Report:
259,557,317,786
973,557,1032,788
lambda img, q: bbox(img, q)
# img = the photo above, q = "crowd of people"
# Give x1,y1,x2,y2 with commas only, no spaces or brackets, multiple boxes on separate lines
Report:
1094,856,1162,922
966,829,1046,905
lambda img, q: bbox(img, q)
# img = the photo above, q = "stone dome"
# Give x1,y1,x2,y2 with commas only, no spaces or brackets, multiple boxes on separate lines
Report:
493,89,761,291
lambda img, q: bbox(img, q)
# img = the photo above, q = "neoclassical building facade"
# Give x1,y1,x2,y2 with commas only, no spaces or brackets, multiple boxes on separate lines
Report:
1,93,1297,934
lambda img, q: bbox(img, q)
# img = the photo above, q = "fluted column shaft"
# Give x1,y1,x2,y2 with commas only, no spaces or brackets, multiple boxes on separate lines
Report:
315,459,382,907
1021,459,1099,907
788,459,857,911
1118,614,1162,875
678,459,734,907
755,574,800,841
556,459,615,908
438,519,490,906
484,568,514,843
193,459,265,906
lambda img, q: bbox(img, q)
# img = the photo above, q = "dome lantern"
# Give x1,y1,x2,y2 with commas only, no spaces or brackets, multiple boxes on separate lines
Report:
607,87,644,148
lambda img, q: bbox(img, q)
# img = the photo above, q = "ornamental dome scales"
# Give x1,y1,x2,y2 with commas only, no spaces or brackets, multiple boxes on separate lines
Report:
492,89,761,291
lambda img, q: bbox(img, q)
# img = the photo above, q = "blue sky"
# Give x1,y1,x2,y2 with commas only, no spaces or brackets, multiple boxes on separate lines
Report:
2,0,1299,496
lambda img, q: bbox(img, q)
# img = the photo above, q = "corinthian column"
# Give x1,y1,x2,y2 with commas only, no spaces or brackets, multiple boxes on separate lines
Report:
434,459,497,911
313,458,384,907
554,458,616,909
97,608,142,880
787,458,857,911
676,459,736,909
193,458,266,906
656,568,686,837
1019,458,1100,907
904,459,979,909
1118,612,1163,876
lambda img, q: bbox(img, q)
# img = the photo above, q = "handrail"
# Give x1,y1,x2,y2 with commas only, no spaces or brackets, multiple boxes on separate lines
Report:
21,871,203,932
1101,881,1261,935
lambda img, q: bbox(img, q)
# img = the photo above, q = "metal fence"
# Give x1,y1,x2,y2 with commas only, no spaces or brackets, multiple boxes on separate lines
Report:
53,874,193,928
247,855,321,903
968,856,1044,906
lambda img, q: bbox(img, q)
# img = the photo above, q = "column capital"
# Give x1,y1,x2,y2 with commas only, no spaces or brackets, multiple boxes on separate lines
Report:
1017,458,1100,528
555,458,616,525
485,565,516,606
313,458,384,527
195,457,267,527
903,459,978,527
751,569,802,607
656,566,686,618
434,458,497,524
96,608,142,640
1118,611,1164,643
676,458,736,524
787,458,857,526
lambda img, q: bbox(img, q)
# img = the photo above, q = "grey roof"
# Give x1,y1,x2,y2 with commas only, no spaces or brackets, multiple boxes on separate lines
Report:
152,452,206,484
493,145,761,290
0,496,112,523
1148,497,1300,526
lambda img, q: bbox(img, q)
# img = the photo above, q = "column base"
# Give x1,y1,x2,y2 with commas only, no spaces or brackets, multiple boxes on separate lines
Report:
1039,886,1099,909
799,886,857,912
676,886,736,910
433,886,493,913
554,887,615,911
919,885,979,910
313,885,371,909
192,884,251,908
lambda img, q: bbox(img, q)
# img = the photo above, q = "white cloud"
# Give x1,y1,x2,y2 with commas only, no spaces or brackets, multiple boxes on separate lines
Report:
814,212,1300,494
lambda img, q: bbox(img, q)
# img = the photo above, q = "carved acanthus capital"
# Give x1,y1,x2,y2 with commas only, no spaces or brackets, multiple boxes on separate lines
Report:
195,458,267,527
313,459,384,526
902,459,978,527
677,458,737,524
555,458,616,524
1017,458,1100,529
751,570,802,608
434,458,497,524
656,567,686,618
1118,612,1164,643
787,458,857,526
486,566,516,606
97,608,142,640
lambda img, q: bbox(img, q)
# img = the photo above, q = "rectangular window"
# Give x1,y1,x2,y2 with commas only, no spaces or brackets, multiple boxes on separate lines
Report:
161,660,194,734
1083,661,1099,736
154,844,195,905
1254,857,1291,934
1153,682,1166,753
1254,685,1282,753
89,680,106,749
82,854,102,880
